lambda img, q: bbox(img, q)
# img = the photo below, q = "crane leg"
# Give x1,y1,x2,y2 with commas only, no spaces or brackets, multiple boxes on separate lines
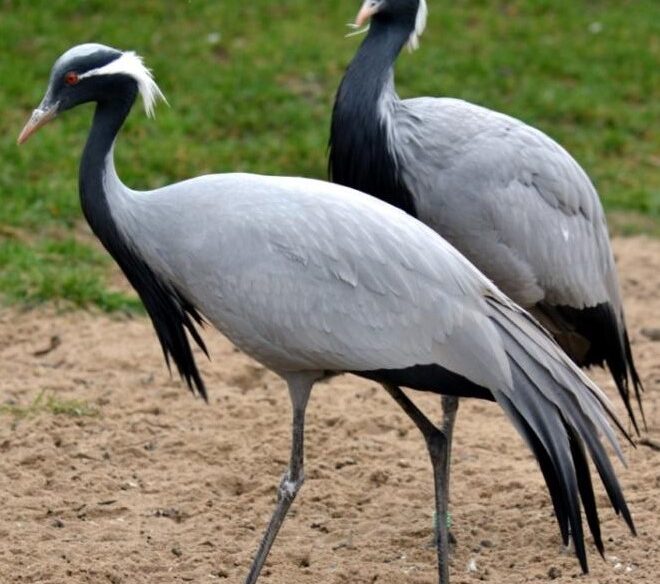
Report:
243,374,315,584
440,395,459,546
383,384,451,584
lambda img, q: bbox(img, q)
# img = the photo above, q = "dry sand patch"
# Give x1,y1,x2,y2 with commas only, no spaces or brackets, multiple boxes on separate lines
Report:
0,237,658,583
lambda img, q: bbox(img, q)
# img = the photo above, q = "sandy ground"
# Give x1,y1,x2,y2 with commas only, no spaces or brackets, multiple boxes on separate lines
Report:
0,236,658,584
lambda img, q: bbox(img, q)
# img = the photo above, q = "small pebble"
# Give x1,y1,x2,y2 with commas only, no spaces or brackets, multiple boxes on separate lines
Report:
641,327,660,341
548,566,562,579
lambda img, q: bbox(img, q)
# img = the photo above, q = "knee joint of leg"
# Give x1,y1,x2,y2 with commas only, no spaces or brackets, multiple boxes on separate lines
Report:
279,472,304,501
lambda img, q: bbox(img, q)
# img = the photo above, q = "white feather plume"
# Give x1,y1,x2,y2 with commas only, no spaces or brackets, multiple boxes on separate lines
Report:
407,0,428,51
79,51,167,117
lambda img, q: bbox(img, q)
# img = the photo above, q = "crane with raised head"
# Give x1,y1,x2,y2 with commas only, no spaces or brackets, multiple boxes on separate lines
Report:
19,43,634,584
330,0,644,553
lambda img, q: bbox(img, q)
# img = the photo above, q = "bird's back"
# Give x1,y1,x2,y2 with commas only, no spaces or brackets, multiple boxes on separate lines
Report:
393,97,621,313
121,172,519,389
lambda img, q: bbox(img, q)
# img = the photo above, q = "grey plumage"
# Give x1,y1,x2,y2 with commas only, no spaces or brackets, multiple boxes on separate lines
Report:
392,94,621,320
99,165,636,559
328,3,642,580
330,1,644,428
20,43,634,584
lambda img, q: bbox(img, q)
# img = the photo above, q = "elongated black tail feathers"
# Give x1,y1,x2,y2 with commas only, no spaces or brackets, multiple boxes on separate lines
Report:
536,302,645,434
112,245,209,401
82,171,209,402
488,298,635,573
587,306,646,434
623,326,646,429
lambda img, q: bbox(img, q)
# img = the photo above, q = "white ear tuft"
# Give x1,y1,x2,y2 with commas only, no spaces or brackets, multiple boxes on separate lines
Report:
407,0,428,52
79,51,168,117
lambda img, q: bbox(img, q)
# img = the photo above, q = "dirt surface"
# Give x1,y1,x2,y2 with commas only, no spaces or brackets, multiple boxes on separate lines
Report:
0,237,658,584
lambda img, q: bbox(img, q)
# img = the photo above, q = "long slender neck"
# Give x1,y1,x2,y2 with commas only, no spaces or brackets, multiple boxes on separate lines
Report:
75,83,208,400
341,23,408,102
79,87,136,243
329,22,417,215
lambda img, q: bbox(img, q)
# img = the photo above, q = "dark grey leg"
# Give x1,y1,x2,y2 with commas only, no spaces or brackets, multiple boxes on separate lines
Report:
383,384,451,584
244,374,315,584
441,395,459,546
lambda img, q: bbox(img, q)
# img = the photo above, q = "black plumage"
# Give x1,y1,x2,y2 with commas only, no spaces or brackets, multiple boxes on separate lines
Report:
73,49,208,400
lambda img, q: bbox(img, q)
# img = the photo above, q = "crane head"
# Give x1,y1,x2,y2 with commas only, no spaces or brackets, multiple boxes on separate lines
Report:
354,0,427,51
18,43,166,144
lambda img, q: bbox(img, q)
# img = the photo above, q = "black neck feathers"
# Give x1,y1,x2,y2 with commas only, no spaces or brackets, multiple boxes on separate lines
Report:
329,22,417,216
79,79,208,400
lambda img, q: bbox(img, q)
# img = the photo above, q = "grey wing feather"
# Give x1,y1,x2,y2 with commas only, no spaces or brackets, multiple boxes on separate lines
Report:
392,97,623,314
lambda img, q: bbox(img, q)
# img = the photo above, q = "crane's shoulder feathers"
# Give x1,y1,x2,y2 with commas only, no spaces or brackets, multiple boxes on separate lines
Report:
391,97,619,310
397,97,602,220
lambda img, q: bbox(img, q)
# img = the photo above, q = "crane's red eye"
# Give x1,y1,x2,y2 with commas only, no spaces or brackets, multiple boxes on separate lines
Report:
65,71,79,86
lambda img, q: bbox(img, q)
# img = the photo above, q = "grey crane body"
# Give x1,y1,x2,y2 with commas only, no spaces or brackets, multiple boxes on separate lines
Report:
103,166,514,387
330,0,643,424
330,2,642,577
20,43,635,584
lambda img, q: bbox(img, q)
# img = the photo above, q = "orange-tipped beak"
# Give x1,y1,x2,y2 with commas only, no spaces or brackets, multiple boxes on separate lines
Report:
17,105,58,145
355,1,381,28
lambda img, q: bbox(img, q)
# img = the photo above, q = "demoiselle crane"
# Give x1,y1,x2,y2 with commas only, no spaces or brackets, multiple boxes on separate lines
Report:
330,0,644,551
19,44,635,584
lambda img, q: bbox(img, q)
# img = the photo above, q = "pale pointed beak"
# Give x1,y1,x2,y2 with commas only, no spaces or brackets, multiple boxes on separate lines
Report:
17,103,59,145
355,0,382,28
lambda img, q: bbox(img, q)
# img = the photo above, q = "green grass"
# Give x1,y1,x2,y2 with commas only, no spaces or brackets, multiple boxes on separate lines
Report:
0,389,100,421
0,0,658,308
0,236,142,310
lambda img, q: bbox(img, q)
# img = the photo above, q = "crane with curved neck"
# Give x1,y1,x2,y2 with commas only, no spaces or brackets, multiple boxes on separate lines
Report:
330,1,643,565
75,51,209,399
19,42,635,584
